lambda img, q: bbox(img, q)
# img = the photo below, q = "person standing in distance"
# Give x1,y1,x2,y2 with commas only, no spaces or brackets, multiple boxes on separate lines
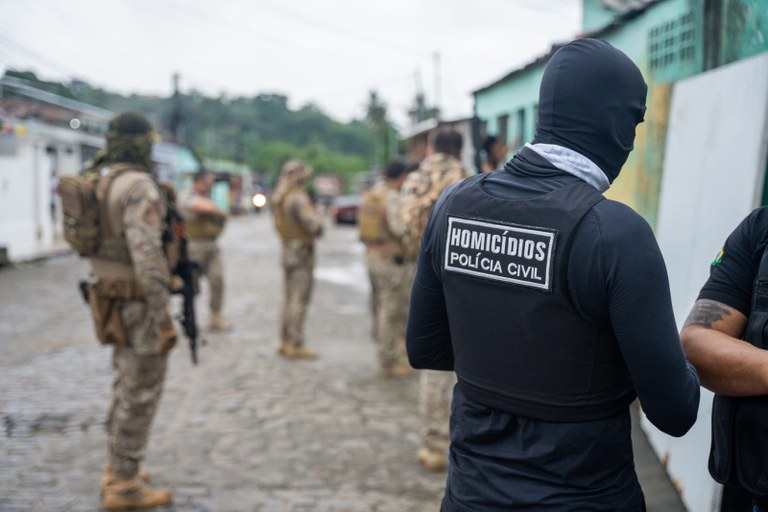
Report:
358,159,414,377
272,159,324,359
398,129,468,471
479,135,509,173
177,170,231,331
407,39,700,511
682,209,768,511
87,112,176,508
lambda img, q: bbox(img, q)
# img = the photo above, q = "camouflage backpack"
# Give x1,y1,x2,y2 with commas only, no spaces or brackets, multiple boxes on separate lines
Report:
358,185,388,244
59,171,103,256
59,167,134,257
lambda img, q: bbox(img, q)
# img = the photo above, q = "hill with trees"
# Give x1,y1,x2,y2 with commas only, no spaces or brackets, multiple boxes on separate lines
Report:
3,70,395,188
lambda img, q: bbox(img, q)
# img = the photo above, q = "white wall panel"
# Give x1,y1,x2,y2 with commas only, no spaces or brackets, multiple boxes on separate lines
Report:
652,52,768,512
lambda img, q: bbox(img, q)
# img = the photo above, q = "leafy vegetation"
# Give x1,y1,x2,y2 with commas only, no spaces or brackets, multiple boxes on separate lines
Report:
3,70,395,188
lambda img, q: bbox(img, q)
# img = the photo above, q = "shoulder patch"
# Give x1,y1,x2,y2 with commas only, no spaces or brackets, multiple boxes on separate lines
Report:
444,216,556,291
712,248,724,266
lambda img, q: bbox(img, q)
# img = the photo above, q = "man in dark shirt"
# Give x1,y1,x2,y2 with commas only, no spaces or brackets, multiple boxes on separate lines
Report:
682,208,768,511
407,38,701,511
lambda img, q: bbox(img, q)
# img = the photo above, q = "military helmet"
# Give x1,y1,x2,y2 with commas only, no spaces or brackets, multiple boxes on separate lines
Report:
105,111,155,168
108,111,153,136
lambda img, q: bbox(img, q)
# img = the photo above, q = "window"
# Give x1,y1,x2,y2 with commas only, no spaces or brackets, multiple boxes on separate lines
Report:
648,11,696,71
516,108,526,147
497,114,509,145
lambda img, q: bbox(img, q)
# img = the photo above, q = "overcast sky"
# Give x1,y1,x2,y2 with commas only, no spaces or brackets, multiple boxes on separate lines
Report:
0,0,581,127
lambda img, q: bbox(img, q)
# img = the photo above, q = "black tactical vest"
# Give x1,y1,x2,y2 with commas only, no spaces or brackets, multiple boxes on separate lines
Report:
439,174,636,422
709,241,768,497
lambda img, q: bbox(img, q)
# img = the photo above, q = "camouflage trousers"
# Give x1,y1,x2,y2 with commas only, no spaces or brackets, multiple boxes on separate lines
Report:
366,249,414,369
188,239,224,315
106,300,169,479
280,240,315,348
419,370,457,455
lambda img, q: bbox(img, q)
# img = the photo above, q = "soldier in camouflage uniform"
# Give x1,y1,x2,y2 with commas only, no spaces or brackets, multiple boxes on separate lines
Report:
358,160,414,377
399,130,468,472
87,113,176,508
272,159,324,359
177,170,231,331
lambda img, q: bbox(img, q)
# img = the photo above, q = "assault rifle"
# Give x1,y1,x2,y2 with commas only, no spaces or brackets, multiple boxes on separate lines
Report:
173,244,201,365
163,194,203,365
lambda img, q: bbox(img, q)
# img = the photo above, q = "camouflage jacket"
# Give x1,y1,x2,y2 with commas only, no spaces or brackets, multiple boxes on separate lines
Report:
273,188,324,243
397,153,467,260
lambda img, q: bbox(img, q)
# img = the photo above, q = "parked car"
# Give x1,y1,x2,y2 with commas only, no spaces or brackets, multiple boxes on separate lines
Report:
330,194,360,224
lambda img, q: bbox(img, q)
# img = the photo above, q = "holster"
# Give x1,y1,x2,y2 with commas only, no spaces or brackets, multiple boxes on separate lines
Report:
86,279,142,345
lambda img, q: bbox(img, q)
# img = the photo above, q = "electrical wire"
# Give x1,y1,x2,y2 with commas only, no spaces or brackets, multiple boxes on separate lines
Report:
0,33,81,78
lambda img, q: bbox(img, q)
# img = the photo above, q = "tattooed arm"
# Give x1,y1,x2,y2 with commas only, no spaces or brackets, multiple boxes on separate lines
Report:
680,299,768,395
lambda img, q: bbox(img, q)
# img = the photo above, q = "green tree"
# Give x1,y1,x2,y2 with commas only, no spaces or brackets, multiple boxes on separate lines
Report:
364,90,390,170
3,69,379,190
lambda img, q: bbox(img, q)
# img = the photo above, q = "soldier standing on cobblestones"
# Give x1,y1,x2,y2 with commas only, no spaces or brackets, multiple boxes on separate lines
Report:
272,159,324,359
83,112,177,508
398,131,468,471
358,159,414,377
177,170,231,331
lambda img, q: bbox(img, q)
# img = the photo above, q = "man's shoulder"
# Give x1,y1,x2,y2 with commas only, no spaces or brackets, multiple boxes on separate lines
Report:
422,153,461,173
401,169,431,198
588,197,655,244
108,167,159,200
740,206,768,244
284,188,313,210
594,197,646,222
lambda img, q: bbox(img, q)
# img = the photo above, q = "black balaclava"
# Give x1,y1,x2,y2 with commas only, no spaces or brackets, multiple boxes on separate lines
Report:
532,38,647,183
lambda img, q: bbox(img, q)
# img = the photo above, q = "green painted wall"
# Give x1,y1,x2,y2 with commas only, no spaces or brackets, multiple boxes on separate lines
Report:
583,0,621,33
474,65,542,159
596,0,691,227
474,0,768,229
704,0,768,69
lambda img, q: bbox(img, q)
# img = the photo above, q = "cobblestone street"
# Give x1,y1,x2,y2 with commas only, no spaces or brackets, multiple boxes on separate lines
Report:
0,213,687,511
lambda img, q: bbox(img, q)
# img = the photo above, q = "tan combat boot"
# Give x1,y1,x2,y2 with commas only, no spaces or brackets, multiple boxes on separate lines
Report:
100,463,150,494
278,343,318,360
210,313,232,331
416,447,447,471
102,478,172,509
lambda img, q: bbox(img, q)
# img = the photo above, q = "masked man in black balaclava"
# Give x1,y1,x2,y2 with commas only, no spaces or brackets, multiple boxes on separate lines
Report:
406,38,701,511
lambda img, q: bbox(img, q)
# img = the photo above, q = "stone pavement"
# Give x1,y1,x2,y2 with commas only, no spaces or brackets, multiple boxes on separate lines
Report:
0,213,688,511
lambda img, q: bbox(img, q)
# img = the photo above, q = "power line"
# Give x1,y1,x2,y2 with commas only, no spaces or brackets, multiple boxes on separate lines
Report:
140,0,294,50
256,0,432,58
0,33,81,78
38,1,142,67
490,0,580,19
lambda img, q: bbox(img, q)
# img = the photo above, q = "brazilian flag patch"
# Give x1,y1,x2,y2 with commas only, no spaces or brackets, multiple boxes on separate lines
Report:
712,248,724,266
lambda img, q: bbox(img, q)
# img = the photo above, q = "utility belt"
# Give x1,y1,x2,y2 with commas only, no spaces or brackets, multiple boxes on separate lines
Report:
366,240,406,265
89,278,143,300
185,216,225,240
81,278,143,345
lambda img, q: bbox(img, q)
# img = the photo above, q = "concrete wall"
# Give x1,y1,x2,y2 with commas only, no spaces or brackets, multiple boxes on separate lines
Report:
0,119,102,261
474,63,543,162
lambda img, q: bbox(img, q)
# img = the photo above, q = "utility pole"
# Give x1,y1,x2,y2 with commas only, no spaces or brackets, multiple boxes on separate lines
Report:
168,73,184,143
433,51,441,120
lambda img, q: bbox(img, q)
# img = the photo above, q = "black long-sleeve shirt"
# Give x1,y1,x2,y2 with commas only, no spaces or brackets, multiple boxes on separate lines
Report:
407,147,700,511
